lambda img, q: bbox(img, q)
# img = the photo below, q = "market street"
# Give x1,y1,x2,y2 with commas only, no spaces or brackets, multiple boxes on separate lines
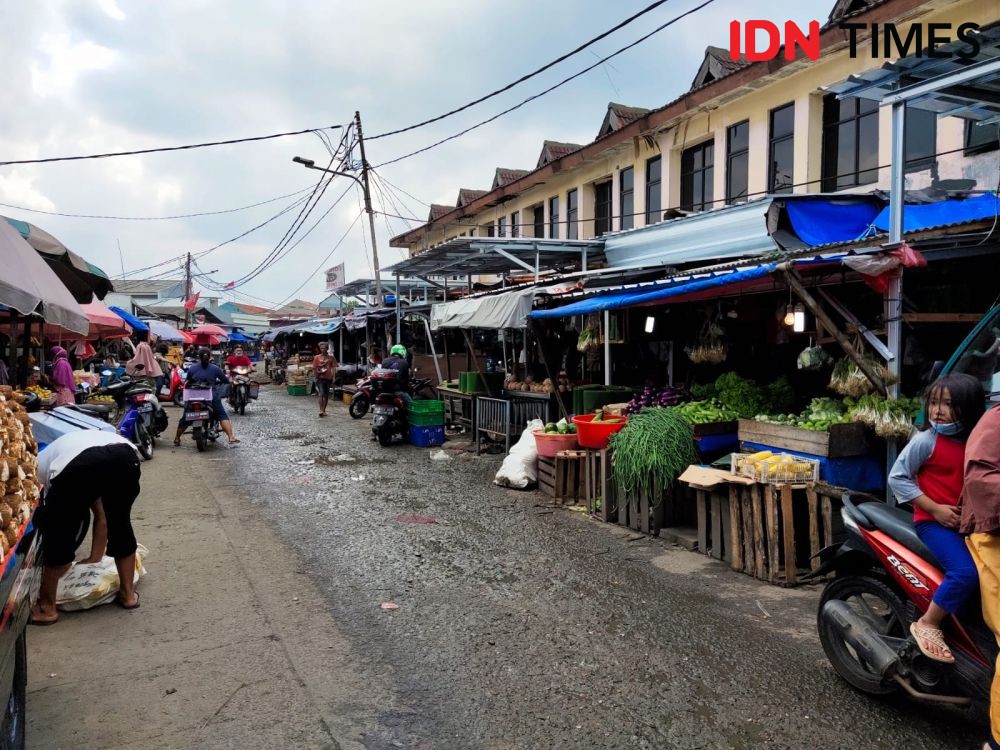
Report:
27,385,983,749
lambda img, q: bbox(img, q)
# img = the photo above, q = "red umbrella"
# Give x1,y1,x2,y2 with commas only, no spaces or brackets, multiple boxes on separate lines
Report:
190,324,227,338
190,333,222,346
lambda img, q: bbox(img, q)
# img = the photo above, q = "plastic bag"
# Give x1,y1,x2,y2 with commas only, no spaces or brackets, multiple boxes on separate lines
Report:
56,544,148,611
797,345,832,371
493,419,544,489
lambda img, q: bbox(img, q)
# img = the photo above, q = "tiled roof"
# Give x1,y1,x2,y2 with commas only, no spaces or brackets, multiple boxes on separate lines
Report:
428,203,456,221
492,168,530,189
597,102,652,138
456,188,488,207
536,141,583,168
690,46,750,90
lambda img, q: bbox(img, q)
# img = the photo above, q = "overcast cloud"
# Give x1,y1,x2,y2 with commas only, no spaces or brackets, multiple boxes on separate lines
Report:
0,0,832,307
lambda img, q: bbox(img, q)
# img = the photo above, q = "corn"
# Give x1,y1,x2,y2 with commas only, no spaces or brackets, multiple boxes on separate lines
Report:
747,451,773,462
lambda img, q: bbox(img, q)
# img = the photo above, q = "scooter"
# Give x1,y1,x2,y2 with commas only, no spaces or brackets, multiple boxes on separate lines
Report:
159,361,188,407
182,381,221,452
351,374,433,420
227,366,257,415
812,495,995,713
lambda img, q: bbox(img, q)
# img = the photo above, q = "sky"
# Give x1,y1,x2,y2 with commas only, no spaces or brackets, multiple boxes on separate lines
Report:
0,0,834,309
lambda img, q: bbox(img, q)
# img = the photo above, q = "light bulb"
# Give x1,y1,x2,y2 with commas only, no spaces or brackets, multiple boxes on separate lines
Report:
644,316,656,334
783,304,795,326
793,303,806,333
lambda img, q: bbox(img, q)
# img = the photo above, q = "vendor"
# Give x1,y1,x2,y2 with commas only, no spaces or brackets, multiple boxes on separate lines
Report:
125,333,162,390
31,430,143,625
50,347,76,406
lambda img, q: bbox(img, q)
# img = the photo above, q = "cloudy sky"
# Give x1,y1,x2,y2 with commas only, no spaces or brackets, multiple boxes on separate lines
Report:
1,0,833,308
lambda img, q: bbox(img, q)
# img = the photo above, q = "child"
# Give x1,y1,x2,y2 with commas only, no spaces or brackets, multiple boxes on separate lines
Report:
889,373,986,663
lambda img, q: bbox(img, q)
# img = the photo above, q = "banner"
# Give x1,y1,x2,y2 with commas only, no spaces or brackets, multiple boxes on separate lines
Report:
325,263,345,291
182,291,200,311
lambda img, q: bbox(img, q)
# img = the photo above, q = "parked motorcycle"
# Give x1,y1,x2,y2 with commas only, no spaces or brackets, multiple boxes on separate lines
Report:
351,373,433,420
812,495,995,713
75,365,166,459
182,381,221,452
227,366,257,415
159,361,188,407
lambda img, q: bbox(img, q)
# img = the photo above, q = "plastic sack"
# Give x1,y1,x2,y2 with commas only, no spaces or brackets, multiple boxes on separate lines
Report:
493,419,544,489
56,544,148,611
797,345,833,371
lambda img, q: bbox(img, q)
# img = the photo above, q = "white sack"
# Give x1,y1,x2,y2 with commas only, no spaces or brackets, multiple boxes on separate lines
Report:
493,419,544,489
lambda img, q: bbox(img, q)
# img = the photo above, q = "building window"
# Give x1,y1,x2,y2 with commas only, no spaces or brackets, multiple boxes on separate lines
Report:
966,121,999,155
532,205,544,238
548,196,560,239
510,210,519,238
905,108,937,171
497,216,507,238
594,181,612,235
619,167,634,230
485,223,495,237
645,156,662,225
680,140,714,212
821,94,878,191
768,102,795,193
726,120,749,204
566,189,578,240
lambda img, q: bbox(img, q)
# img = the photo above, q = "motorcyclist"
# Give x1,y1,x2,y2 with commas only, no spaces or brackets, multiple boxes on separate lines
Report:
381,344,411,403
173,347,240,446
225,346,252,373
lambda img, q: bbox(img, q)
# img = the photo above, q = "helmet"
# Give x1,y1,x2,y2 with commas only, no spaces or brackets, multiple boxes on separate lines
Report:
390,344,407,357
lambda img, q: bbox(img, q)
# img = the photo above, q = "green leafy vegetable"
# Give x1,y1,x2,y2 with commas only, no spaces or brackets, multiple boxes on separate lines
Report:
610,408,697,496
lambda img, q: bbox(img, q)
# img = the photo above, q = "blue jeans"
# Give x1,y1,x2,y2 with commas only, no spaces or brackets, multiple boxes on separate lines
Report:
915,520,979,613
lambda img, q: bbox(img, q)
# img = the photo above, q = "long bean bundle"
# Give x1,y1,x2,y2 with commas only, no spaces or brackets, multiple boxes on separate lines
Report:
609,407,697,496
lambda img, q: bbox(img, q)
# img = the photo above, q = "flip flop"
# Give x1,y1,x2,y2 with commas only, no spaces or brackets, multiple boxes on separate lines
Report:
115,592,140,610
29,616,58,626
910,622,954,663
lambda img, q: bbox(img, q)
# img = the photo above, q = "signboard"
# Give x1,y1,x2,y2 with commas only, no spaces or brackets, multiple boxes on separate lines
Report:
325,263,346,291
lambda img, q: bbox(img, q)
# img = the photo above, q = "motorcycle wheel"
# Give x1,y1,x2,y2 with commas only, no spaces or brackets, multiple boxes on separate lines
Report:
193,426,206,452
136,421,154,460
239,392,246,416
376,424,395,447
818,575,906,695
173,391,183,407
349,394,370,419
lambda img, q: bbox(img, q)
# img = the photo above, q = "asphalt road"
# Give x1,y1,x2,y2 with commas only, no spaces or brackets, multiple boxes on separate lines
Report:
218,384,984,750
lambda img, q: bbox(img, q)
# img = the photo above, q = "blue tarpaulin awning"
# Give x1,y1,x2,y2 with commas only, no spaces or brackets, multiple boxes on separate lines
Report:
108,306,149,333
227,331,254,342
784,199,882,246
869,193,998,235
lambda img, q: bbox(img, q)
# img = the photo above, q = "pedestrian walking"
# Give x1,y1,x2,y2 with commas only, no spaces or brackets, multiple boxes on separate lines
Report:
960,403,1000,750
312,341,337,417
31,430,143,625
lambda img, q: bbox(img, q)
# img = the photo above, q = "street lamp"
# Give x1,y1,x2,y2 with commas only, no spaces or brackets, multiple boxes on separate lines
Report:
291,155,383,309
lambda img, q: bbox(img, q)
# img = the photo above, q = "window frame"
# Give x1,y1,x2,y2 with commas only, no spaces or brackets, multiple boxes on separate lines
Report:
532,205,544,238
964,120,999,157
510,210,519,238
645,155,662,225
566,189,579,240
593,181,612,236
680,139,715,212
725,120,750,205
768,102,795,194
821,94,879,192
548,196,560,239
619,166,634,231
904,107,937,173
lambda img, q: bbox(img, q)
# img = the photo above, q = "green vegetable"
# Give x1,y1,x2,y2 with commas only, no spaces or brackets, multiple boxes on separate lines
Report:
544,422,557,433
763,376,795,413
593,409,604,423
610,408,697,497
557,423,569,434
714,372,764,419
566,424,577,434
674,399,738,424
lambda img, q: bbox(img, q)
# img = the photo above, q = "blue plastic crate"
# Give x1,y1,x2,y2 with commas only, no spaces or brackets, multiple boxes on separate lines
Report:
408,424,445,447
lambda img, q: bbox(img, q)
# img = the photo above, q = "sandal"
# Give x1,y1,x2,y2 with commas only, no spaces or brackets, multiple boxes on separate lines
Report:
228,438,241,445
910,622,954,663
173,438,181,446
115,591,140,610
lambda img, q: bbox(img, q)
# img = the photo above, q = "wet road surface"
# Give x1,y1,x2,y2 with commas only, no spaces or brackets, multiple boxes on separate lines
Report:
215,385,984,749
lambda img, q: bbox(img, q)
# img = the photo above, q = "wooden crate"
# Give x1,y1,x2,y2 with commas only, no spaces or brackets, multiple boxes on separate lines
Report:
537,450,587,504
737,419,871,458
584,448,614,521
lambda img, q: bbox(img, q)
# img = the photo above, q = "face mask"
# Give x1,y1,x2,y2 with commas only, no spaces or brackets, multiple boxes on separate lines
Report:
930,420,962,436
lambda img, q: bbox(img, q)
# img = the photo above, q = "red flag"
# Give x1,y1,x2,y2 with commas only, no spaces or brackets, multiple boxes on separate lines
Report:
183,291,200,311
223,281,236,290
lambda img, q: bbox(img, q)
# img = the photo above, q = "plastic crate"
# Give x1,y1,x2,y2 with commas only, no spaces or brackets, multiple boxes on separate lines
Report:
407,399,445,415
287,384,308,397
409,425,445,447
408,411,445,427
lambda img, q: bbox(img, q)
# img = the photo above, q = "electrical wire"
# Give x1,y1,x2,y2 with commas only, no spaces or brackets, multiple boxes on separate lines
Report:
0,124,345,167
0,185,316,221
368,0,675,140
375,0,716,167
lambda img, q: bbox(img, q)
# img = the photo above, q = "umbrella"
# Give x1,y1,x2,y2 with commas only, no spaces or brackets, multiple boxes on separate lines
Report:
190,333,222,346
108,306,149,333
146,319,189,343
4,216,114,302
190,324,228,338
0,219,88,335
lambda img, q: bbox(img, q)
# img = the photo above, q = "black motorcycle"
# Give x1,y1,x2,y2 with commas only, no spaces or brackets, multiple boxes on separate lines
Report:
228,366,256,415
182,381,221,452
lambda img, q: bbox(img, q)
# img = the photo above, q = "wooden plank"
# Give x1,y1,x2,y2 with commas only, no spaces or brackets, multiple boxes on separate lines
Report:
728,485,742,571
640,490,650,535
710,492,723,560
781,484,797,585
903,312,984,324
630,493,641,532
617,482,629,528
737,419,871,458
765,484,780,583
696,490,708,555
751,484,765,580
601,451,614,523
741,487,755,575
822,495,834,548
807,486,821,571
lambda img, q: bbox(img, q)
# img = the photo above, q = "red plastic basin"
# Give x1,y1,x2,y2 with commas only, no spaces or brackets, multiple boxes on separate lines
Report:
532,429,579,458
572,414,628,449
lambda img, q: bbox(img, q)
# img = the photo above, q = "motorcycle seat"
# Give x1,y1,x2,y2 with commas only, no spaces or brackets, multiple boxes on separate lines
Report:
75,403,113,416
855,502,942,570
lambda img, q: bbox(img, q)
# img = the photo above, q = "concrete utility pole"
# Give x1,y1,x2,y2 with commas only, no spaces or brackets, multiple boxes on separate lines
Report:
355,111,383,309
183,252,192,330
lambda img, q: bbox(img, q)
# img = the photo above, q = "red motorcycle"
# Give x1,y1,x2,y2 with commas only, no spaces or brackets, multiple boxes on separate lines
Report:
813,495,995,713
159,361,188,407
349,373,373,419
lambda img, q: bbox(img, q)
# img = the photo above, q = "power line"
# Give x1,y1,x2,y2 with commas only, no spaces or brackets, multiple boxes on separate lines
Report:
0,124,345,167
0,185,316,221
368,0,674,140
375,0,716,168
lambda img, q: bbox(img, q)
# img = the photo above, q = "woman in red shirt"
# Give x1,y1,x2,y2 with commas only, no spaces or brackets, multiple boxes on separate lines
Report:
889,373,985,663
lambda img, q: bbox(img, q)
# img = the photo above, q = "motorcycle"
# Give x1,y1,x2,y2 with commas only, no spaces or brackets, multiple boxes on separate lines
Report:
159,361,188,407
812,494,995,713
75,366,166,459
182,381,221,452
227,366,258,415
351,373,433,420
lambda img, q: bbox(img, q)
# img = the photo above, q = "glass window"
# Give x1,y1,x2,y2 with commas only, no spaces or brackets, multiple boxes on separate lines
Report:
566,189,578,240
510,210,519,238
594,181,612,236
645,156,662,225
821,94,879,191
905,108,937,172
966,120,999,155
950,307,1000,398
680,140,714,212
533,205,544,238
726,120,749,204
497,216,506,237
619,167,634,230
548,196,560,239
768,103,795,193
485,223,495,237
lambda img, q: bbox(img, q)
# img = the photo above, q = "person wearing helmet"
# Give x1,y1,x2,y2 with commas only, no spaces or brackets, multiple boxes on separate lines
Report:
382,343,412,403
173,347,239,446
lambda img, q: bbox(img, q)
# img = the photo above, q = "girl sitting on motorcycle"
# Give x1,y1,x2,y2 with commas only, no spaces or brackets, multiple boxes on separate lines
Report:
888,373,985,663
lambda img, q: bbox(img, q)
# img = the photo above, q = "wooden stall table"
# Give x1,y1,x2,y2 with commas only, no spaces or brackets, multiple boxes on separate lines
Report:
436,383,477,433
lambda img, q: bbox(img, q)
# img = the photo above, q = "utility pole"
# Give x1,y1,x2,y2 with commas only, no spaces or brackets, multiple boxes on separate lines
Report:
355,111,383,309
183,252,192,330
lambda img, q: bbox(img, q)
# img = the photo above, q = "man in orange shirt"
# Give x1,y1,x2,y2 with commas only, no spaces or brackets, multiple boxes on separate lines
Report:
312,341,338,417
